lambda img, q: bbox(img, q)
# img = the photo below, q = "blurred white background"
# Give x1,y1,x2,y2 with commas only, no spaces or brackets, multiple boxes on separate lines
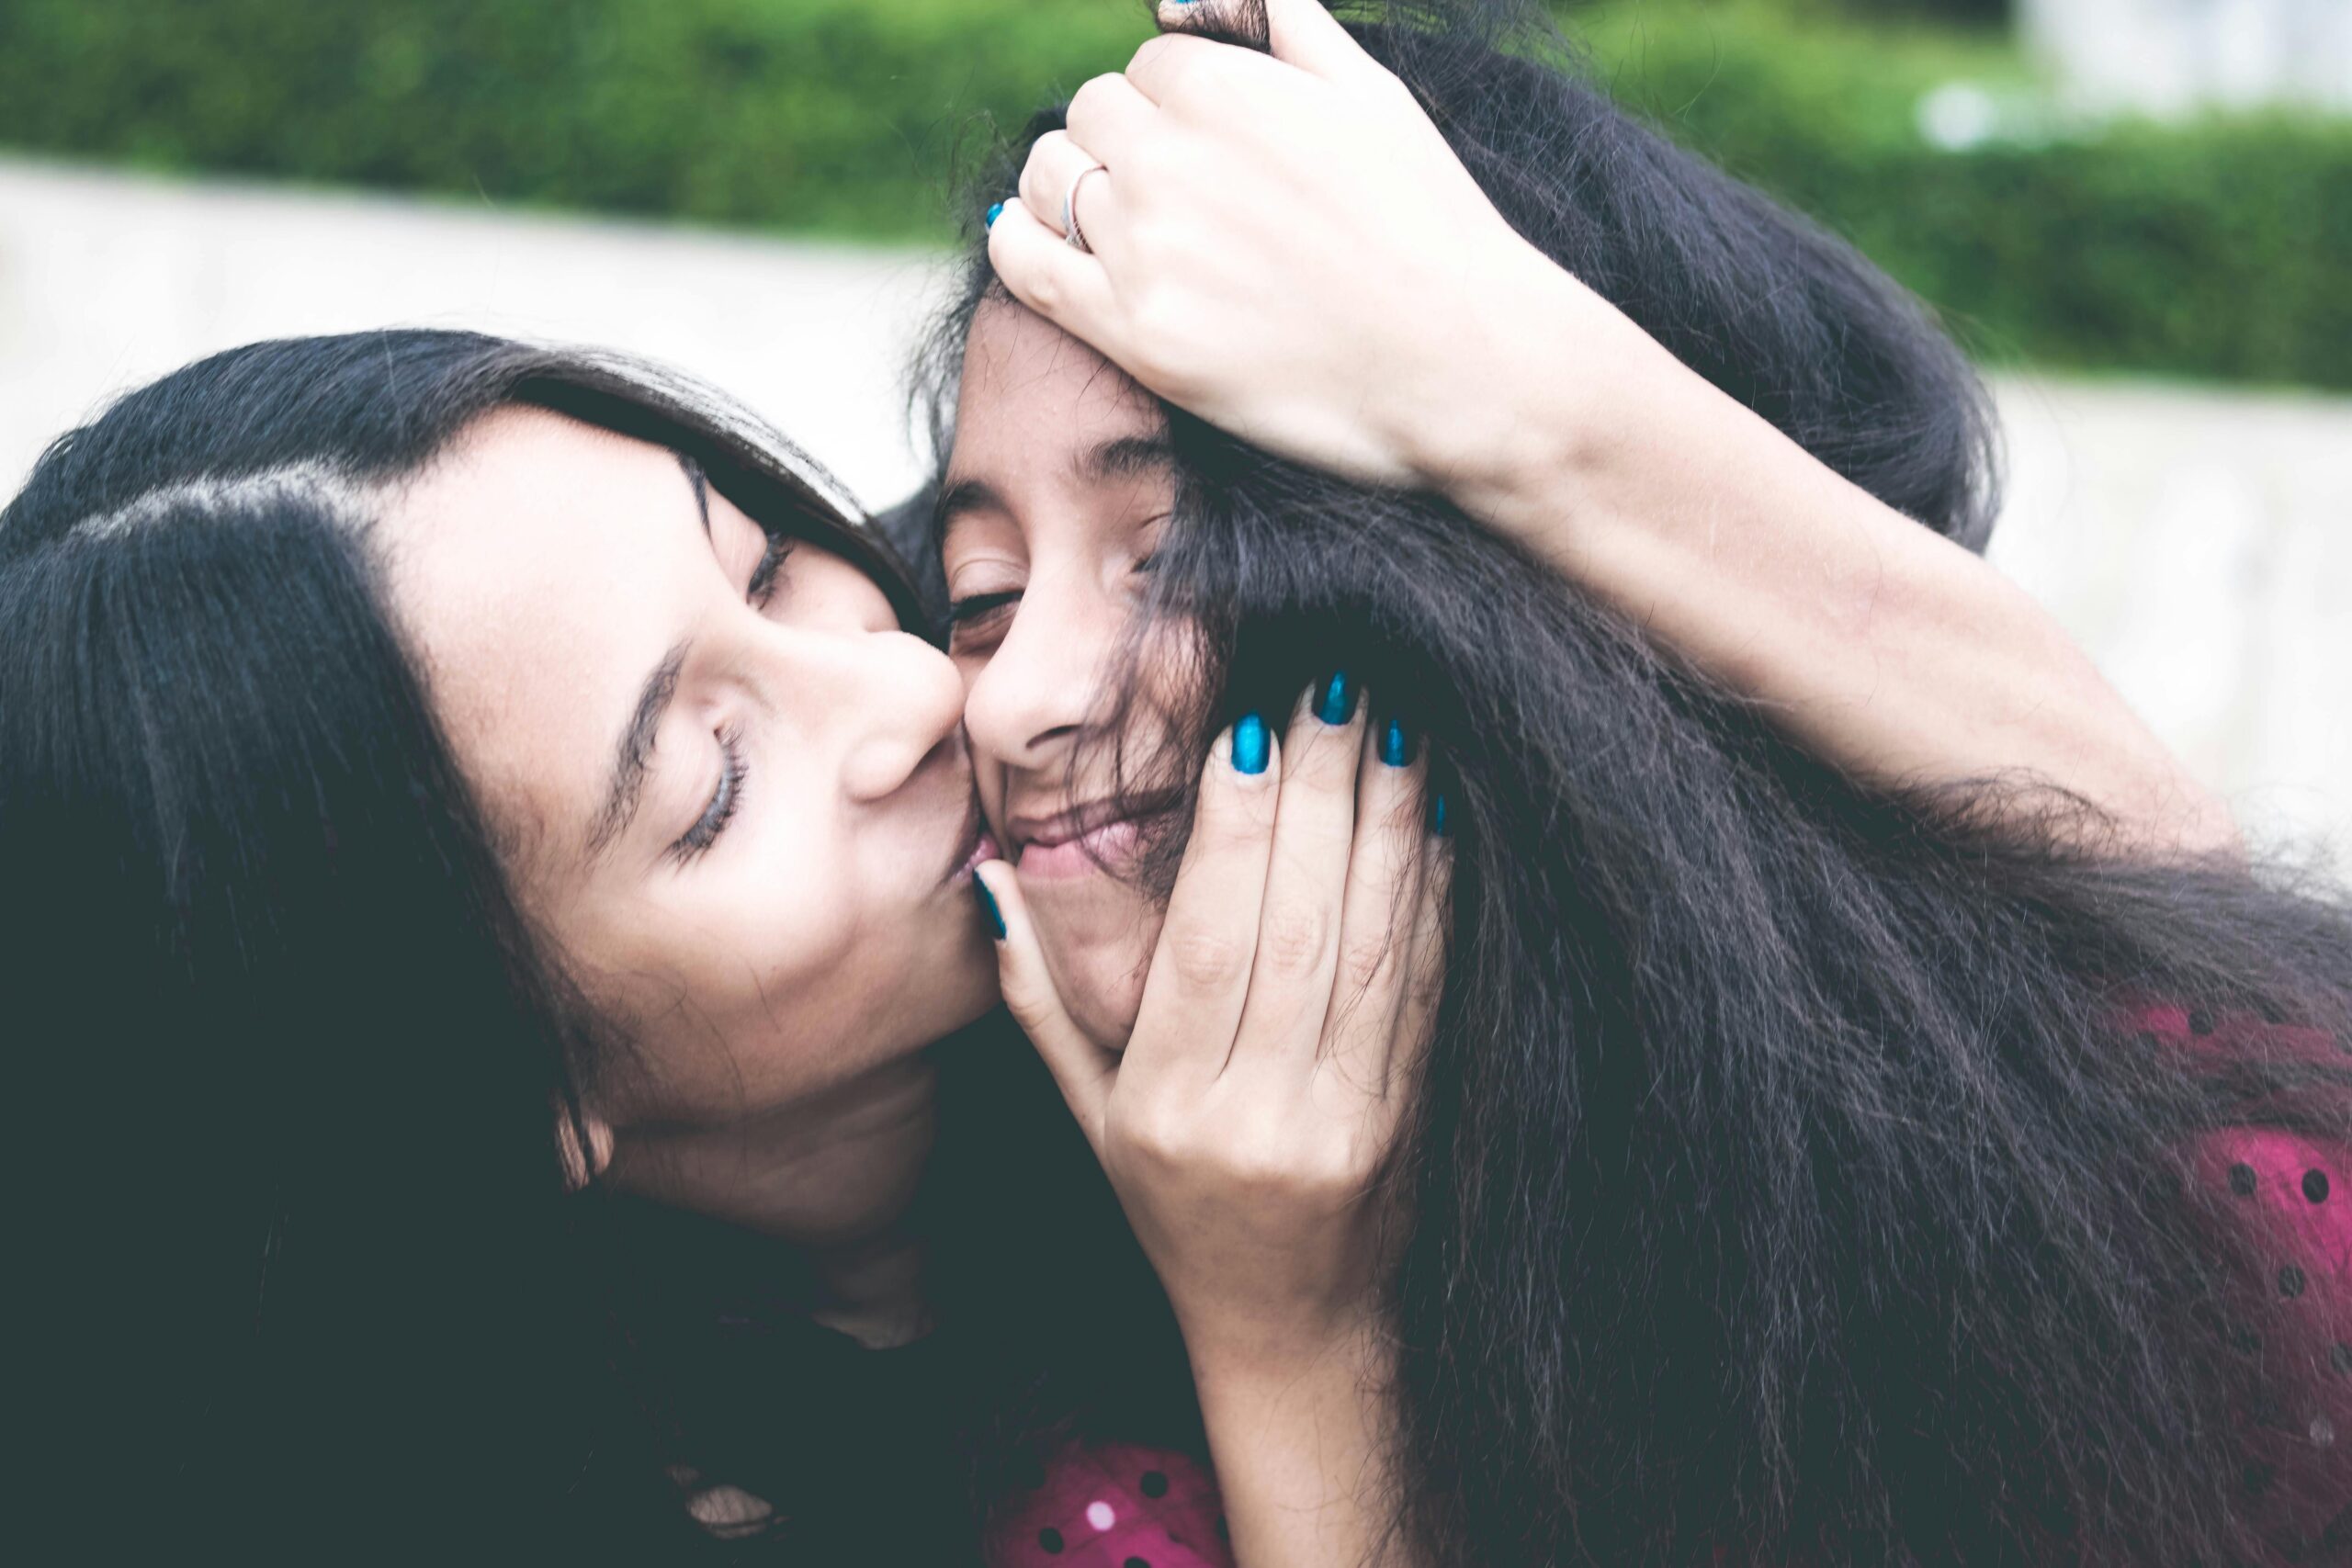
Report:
4,157,2345,852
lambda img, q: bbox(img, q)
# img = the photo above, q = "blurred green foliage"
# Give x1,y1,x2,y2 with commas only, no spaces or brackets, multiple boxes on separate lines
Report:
1581,2,2352,386
0,0,2345,387
0,0,1154,236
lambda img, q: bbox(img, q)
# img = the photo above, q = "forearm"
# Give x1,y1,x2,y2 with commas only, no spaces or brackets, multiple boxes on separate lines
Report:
1189,1325,1416,1568
1417,249,2235,857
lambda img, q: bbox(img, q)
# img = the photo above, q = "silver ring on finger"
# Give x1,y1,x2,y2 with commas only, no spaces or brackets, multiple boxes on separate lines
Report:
1064,164,1108,253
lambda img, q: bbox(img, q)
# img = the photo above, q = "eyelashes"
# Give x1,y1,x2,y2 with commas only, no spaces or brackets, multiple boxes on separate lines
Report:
652,528,799,867
748,531,793,608
672,725,748,863
946,549,1160,654
945,594,1021,658
667,533,788,863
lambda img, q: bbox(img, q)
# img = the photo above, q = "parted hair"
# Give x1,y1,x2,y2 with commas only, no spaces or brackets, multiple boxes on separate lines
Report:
0,329,947,1559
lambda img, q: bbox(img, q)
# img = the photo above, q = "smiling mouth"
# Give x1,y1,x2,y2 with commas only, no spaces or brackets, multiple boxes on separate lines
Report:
1006,796,1176,883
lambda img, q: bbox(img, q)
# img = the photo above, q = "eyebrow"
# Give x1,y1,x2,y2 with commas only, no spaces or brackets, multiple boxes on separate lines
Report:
1075,434,1175,490
585,640,690,860
680,452,712,536
934,434,1176,548
582,456,711,861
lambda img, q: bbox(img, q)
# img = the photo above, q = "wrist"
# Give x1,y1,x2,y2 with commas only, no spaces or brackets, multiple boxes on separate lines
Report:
1177,1296,1389,1389
1396,235,1616,512
1399,236,1700,558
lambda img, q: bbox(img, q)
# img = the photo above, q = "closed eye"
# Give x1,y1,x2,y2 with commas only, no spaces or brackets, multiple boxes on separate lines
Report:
671,725,749,863
946,589,1022,654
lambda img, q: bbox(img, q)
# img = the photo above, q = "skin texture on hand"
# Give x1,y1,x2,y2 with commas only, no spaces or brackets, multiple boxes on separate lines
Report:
976,687,1443,1567
991,0,2233,863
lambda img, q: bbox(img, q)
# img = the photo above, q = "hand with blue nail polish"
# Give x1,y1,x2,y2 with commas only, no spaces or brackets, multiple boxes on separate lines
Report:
973,682,1453,1568
1231,711,1271,775
1378,715,1414,768
1315,670,1359,727
978,686,1452,1349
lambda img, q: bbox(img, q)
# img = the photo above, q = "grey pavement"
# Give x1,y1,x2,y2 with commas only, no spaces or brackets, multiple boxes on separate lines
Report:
4,157,2344,848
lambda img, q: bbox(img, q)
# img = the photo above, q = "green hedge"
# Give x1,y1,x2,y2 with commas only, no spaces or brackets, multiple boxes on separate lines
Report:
2,0,2346,388
0,0,1155,238
1578,3,2352,388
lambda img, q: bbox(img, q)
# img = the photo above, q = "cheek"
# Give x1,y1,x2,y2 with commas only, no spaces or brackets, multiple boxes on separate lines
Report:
1027,877,1166,1053
574,879,859,1117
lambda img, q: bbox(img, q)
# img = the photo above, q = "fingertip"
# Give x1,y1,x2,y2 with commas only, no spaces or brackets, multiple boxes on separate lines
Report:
986,197,1097,328
975,861,1051,1008
1191,716,1280,845
1256,0,1375,76
971,862,1010,942
1375,711,1420,770
1308,668,1364,730
1229,710,1273,778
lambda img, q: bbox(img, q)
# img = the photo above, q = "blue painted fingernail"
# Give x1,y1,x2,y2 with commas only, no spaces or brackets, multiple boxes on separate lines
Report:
985,201,1006,230
1314,670,1357,727
1379,716,1413,767
1430,792,1452,837
973,874,1006,940
1231,713,1271,776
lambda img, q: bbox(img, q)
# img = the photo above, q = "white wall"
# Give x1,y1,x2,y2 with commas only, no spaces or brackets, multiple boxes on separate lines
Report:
2018,0,2352,117
4,157,2346,852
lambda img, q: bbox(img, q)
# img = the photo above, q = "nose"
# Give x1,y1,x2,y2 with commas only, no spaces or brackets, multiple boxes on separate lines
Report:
819,626,968,804
960,571,1119,775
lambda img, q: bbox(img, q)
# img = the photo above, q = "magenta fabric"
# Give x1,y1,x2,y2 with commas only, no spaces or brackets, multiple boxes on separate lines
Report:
993,1010,2350,1564
989,1438,1234,1568
2154,1003,2352,1551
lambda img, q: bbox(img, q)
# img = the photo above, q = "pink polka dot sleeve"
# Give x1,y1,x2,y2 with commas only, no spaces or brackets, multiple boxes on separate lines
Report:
985,1439,1234,1568
2149,1003,2352,1552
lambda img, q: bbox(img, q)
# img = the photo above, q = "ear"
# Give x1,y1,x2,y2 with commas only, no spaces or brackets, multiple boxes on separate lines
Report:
557,1107,617,1190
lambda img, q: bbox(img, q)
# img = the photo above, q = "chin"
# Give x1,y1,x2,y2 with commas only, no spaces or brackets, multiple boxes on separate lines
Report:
1035,925,1152,1054
887,920,1006,1052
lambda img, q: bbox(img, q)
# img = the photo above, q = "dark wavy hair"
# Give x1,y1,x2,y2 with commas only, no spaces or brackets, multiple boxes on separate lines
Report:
0,329,962,1560
918,5,2352,1562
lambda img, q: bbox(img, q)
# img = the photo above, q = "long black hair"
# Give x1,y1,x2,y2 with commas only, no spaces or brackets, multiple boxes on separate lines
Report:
920,5,2352,1562
0,329,956,1559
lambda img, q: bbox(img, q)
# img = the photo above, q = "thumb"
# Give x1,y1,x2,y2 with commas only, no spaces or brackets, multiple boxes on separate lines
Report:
1160,0,1377,83
975,861,1116,1148
1263,0,1380,79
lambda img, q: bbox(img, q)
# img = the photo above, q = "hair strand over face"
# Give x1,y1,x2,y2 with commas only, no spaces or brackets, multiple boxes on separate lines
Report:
919,6,2352,1563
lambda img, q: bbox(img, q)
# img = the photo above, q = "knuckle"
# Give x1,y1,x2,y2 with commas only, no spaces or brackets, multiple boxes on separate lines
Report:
1336,933,1396,998
1163,922,1249,991
1164,63,1237,122
1258,903,1333,979
1115,1100,1197,1168
1020,262,1066,317
1296,1138,1366,1195
1129,33,1181,79
1067,73,1120,125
